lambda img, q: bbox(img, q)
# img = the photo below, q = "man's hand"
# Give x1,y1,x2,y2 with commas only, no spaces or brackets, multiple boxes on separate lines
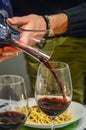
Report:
6,14,46,45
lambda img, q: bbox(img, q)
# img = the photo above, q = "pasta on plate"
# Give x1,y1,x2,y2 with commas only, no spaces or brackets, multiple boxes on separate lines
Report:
16,100,85,129
26,105,72,124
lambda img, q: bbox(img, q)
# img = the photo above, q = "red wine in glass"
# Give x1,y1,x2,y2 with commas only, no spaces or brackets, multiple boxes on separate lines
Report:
0,111,26,130
38,97,71,117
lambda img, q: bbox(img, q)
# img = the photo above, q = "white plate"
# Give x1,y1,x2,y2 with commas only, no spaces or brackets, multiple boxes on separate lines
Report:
75,107,86,130
25,98,85,129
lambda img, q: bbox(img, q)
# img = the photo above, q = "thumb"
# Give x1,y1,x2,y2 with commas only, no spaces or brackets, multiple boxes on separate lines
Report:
6,16,27,26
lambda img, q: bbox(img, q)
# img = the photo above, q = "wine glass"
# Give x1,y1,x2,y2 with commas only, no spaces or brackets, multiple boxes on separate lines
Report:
0,75,28,130
35,61,72,130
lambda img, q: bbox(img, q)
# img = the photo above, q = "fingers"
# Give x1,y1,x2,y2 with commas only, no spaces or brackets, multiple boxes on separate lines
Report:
3,46,17,52
0,52,18,63
1,49,19,56
1,46,18,55
0,50,21,63
0,46,21,63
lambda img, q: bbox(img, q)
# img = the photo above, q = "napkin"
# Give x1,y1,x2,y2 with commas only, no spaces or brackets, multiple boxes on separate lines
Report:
20,121,78,130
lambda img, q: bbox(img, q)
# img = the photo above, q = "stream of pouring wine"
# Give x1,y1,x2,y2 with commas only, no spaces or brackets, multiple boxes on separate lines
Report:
11,41,66,98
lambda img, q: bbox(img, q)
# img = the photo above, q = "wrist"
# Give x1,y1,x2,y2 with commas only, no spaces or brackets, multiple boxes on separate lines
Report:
48,13,68,35
42,15,50,37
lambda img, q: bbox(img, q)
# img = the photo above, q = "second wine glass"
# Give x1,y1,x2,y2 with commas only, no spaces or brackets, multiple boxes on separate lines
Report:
0,75,28,130
35,61,72,130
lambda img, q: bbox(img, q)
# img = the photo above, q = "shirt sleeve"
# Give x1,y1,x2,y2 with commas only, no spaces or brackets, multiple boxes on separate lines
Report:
63,3,86,38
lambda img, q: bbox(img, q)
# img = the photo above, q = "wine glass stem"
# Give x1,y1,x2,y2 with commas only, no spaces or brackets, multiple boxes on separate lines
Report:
51,116,55,130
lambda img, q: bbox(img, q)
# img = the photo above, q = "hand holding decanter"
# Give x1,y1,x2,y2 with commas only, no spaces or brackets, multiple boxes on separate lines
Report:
0,0,55,62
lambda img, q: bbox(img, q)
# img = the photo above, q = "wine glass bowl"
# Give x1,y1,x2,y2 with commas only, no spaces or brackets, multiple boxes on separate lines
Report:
35,61,72,130
0,75,28,130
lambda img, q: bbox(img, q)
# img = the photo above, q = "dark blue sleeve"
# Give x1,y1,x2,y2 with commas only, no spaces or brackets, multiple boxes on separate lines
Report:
63,3,86,38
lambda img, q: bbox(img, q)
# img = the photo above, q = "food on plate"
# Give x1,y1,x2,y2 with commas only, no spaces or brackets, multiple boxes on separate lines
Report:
26,105,72,124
